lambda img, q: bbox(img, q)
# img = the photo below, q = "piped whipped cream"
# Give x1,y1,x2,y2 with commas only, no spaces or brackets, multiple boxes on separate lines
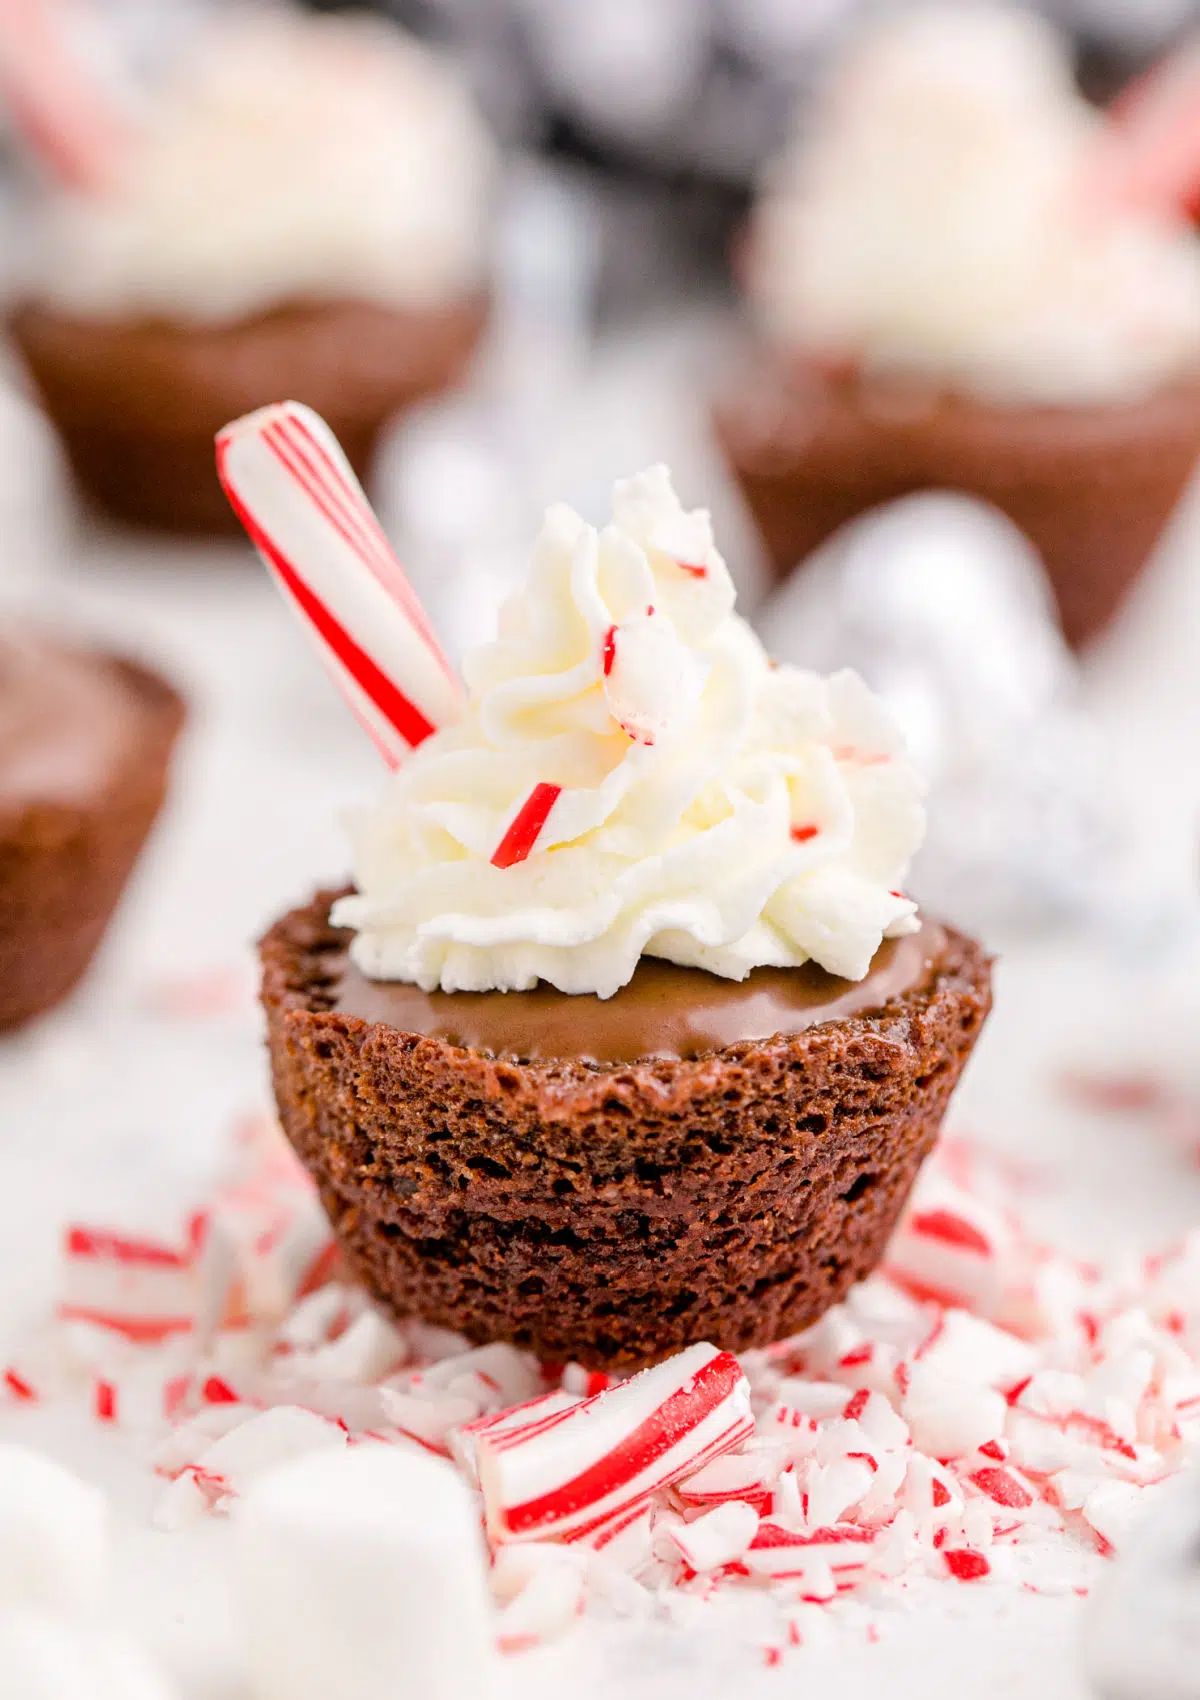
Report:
24,8,495,323
335,467,924,997
750,5,1200,405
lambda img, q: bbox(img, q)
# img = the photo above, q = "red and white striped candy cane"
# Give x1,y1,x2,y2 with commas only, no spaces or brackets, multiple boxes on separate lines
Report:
0,0,131,191
1090,42,1200,219
216,402,461,767
477,1341,753,1544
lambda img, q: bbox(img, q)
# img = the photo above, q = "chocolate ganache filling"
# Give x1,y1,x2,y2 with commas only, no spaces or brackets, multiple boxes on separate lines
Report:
331,919,944,1065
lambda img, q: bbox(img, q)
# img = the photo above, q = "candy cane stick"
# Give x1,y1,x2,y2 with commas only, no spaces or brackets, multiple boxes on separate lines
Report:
1088,41,1200,220
478,1342,753,1544
0,0,131,191
216,402,462,766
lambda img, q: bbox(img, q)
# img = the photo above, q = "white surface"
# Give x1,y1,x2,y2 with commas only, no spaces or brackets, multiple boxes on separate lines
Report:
0,374,1198,1700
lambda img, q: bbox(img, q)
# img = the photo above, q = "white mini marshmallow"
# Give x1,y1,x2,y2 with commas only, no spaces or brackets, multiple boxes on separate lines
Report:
0,1608,177,1700
0,1445,108,1617
236,1443,497,1700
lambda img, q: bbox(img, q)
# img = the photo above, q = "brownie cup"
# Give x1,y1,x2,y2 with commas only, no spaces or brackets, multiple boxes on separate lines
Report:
261,889,991,1368
10,295,487,535
714,353,1200,650
0,635,184,1028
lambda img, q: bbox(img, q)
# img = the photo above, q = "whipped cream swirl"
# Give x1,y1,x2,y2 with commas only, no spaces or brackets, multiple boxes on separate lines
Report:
25,9,495,323
335,468,924,997
750,5,1200,405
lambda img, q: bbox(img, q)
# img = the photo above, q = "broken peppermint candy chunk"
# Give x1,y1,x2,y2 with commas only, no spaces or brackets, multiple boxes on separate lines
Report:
478,1343,752,1543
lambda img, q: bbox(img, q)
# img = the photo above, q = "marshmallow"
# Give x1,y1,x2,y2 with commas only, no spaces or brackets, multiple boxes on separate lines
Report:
1086,1470,1200,1700
0,1445,108,1617
236,1443,497,1700
0,1609,176,1700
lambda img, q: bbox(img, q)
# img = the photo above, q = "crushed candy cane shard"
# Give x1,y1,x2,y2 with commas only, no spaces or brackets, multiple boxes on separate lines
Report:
478,1344,752,1542
24,1113,1200,1658
659,1501,759,1573
158,1407,346,1520
492,1544,587,1652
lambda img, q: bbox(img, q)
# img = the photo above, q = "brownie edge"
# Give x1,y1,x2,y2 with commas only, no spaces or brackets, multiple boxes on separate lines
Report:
261,889,993,1367
0,653,184,1029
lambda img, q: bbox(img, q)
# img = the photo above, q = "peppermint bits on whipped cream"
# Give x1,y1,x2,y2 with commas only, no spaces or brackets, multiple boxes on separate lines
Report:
335,465,925,996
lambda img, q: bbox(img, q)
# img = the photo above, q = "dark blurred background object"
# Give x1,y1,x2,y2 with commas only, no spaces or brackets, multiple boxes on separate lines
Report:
327,0,1200,180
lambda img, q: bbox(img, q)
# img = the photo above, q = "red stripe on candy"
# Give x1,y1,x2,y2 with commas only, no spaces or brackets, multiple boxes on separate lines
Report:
0,1,130,193
295,1239,340,1299
971,1468,1033,1509
3,1368,36,1401
274,413,457,686
601,626,617,676
57,1304,194,1344
909,1209,992,1257
65,1226,188,1269
751,1523,874,1550
492,783,562,870
489,1400,583,1454
943,1549,990,1582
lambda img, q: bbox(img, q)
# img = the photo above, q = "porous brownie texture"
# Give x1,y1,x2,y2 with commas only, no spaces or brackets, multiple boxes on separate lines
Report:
714,358,1200,646
261,890,992,1367
10,294,487,533
0,655,183,1029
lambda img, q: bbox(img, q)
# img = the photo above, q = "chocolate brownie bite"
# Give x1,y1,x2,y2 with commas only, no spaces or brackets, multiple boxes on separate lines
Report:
9,10,494,534
0,634,184,1028
232,446,991,1370
721,7,1200,645
262,892,991,1367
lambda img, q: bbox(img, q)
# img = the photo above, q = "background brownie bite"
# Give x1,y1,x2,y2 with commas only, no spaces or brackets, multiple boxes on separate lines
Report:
11,295,488,535
261,891,992,1367
8,8,495,533
728,6,1200,645
0,639,184,1029
714,365,1200,647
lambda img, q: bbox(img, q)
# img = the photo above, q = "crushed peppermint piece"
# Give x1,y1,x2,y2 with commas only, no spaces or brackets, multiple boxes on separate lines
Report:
14,1113,1200,1659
